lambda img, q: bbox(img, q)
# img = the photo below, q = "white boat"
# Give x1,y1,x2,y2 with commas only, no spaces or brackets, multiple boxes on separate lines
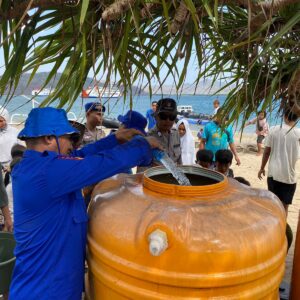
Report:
177,105,212,126
81,86,122,99
177,105,194,114
31,88,54,96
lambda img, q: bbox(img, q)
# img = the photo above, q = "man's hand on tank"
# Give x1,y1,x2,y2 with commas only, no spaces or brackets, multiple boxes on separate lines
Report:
115,128,144,143
145,137,163,149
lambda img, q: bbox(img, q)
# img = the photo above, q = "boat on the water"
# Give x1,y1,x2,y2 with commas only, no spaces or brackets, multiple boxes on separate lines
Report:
177,105,212,125
177,105,194,114
81,86,122,99
31,88,54,96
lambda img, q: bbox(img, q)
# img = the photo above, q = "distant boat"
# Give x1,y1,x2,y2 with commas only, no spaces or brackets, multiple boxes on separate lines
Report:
177,105,212,125
81,86,121,99
177,105,194,114
31,88,54,96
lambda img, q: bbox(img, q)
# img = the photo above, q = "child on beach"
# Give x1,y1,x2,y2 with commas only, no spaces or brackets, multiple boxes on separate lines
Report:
197,128,203,141
215,149,234,178
245,111,269,156
196,149,213,169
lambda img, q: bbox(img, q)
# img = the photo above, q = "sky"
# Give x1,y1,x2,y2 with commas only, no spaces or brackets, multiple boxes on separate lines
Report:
0,24,200,86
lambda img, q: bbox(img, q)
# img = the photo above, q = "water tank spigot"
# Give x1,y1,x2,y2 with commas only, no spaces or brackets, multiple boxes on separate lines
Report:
148,229,168,256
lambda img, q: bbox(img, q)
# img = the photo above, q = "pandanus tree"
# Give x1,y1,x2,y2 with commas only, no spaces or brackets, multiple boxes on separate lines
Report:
0,0,299,124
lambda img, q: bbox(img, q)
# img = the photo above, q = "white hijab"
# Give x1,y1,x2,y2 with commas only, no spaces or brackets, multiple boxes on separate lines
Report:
0,105,9,123
0,105,19,164
176,119,196,165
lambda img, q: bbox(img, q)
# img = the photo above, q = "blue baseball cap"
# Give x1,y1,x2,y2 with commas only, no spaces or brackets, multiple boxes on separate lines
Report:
18,107,79,140
117,110,147,135
85,102,106,113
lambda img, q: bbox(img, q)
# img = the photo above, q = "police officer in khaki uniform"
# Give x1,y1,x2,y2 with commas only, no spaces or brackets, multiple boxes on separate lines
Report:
148,98,182,165
83,102,106,145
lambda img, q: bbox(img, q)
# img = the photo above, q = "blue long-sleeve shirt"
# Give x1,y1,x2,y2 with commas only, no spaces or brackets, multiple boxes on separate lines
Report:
10,134,152,300
146,109,156,130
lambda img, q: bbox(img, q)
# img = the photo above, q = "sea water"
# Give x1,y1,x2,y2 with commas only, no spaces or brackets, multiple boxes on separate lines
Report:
153,149,191,186
0,94,289,131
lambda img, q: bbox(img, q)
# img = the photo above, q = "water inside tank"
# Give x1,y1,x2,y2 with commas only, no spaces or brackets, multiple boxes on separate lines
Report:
150,173,219,186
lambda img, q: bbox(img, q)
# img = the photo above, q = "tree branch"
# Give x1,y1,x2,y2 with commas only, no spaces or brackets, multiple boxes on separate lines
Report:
0,0,79,20
1,0,299,21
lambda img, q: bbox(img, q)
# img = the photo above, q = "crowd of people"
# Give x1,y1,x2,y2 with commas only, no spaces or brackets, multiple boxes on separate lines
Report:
0,98,299,299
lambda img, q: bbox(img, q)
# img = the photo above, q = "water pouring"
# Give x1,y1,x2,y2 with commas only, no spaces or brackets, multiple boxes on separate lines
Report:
152,149,191,186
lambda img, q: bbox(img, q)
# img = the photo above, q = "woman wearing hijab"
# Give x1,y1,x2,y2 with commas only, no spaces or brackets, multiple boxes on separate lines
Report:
0,105,19,166
176,119,196,165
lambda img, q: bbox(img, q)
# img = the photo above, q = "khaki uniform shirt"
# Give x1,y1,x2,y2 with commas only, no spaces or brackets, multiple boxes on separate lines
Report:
149,127,182,165
82,126,106,146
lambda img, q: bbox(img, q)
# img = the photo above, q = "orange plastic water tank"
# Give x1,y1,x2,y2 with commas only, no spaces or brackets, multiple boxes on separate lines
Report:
87,166,286,299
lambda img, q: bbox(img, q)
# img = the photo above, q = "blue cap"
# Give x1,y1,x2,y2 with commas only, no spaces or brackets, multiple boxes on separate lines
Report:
85,102,106,113
18,107,79,140
117,110,147,135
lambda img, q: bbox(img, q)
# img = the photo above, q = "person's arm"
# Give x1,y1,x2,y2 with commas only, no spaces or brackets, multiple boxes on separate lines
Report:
199,125,208,149
73,128,143,157
226,126,240,165
199,139,206,149
1,205,13,232
229,143,241,165
0,165,12,231
73,134,118,157
258,146,271,180
245,118,256,127
46,137,156,198
0,166,8,208
265,121,270,134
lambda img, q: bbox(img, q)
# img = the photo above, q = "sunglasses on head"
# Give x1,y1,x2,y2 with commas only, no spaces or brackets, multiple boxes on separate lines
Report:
158,112,177,121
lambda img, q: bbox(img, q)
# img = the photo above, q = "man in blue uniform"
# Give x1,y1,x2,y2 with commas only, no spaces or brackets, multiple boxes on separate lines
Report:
146,101,157,130
9,107,159,300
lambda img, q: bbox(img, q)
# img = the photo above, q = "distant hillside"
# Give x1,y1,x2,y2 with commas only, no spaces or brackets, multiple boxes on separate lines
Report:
4,72,233,96
3,72,147,96
144,80,234,95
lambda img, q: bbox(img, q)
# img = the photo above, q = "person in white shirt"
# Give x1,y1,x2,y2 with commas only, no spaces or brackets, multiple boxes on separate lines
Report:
258,108,300,215
0,106,19,166
176,119,196,165
213,99,220,115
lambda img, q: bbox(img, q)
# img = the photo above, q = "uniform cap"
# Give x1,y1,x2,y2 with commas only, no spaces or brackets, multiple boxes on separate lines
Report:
18,107,79,140
117,110,147,135
156,98,177,114
85,102,106,113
